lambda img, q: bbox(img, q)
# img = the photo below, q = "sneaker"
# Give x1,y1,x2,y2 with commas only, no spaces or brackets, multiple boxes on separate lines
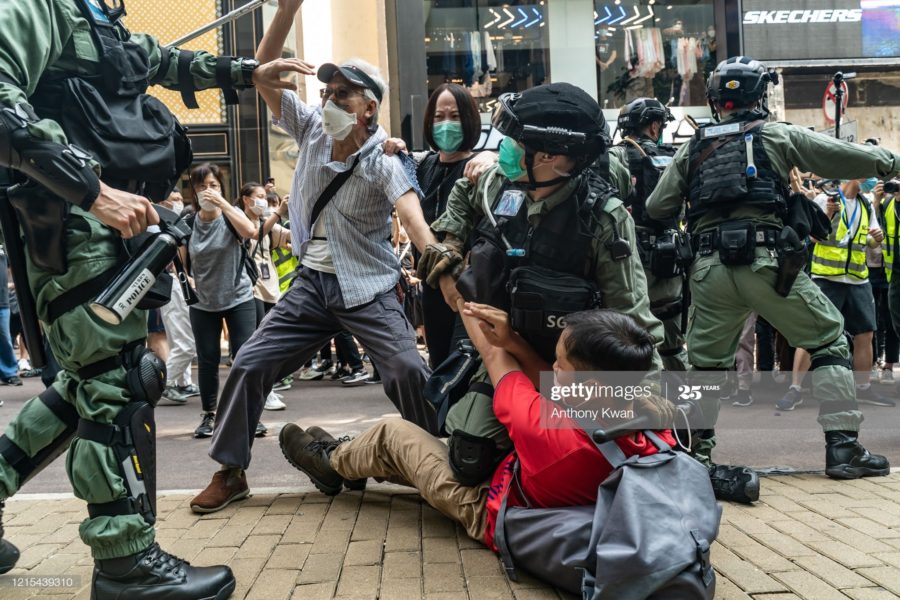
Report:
1,376,22,386
330,366,352,381
279,424,345,495
297,366,325,381
731,389,754,407
17,359,30,372
272,376,293,392
190,468,250,514
364,374,382,385
178,384,201,398
264,391,286,411
194,412,215,438
19,368,42,378
776,387,803,411
856,386,896,407
255,421,267,437
163,386,188,404
708,464,760,504
342,369,371,386
314,359,334,374
306,426,367,491
870,367,880,384
880,369,895,385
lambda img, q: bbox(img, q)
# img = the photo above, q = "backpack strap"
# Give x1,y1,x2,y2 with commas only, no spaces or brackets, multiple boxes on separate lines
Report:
493,460,520,582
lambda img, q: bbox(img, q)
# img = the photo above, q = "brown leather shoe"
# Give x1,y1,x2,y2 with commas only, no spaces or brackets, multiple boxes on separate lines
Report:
190,469,250,514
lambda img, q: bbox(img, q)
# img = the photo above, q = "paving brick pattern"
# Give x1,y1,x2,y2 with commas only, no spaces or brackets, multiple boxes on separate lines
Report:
5,474,900,598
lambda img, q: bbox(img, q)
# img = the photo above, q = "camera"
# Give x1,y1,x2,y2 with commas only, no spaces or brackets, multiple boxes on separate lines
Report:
885,181,900,194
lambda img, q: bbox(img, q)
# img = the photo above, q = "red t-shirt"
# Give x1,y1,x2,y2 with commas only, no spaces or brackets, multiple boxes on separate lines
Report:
482,371,676,552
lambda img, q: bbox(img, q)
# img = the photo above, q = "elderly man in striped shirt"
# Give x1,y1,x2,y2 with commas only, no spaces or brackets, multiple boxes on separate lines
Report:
191,0,460,514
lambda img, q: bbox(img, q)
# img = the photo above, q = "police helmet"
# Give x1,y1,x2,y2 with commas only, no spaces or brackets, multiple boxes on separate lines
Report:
617,98,674,136
706,56,778,109
492,83,610,170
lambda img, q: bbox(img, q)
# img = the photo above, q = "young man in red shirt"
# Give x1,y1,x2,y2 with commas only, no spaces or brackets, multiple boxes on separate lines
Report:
279,304,675,552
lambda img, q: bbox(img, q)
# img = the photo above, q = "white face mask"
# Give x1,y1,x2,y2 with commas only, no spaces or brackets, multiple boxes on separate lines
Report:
198,197,216,212
251,198,267,215
170,201,184,214
322,100,358,140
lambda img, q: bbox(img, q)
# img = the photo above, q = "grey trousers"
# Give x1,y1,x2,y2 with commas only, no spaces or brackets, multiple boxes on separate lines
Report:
209,269,437,469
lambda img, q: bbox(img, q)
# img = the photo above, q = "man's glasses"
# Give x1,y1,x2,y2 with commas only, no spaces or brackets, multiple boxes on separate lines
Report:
320,87,366,102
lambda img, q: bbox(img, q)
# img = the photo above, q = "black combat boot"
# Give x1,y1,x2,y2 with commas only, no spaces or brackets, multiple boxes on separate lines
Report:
0,500,20,574
825,431,890,480
708,465,760,504
92,542,235,600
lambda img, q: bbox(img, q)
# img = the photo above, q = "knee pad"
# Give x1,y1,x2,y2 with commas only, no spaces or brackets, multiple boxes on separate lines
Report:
125,346,166,407
77,400,157,526
448,430,498,486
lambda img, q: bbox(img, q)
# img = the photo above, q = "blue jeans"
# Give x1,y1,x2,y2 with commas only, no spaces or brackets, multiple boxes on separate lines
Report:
0,307,18,379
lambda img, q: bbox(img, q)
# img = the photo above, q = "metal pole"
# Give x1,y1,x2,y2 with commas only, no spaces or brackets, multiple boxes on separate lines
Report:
166,0,271,47
833,72,843,140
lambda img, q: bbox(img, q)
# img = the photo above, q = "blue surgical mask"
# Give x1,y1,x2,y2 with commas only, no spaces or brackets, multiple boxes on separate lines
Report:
432,121,464,153
860,177,879,194
498,137,527,182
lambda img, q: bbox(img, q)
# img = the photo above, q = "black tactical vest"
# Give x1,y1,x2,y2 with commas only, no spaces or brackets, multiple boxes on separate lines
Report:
686,118,786,232
620,137,677,231
457,170,615,311
28,0,191,201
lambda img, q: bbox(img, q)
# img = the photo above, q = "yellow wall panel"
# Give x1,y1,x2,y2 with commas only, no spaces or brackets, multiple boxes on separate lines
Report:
126,0,226,124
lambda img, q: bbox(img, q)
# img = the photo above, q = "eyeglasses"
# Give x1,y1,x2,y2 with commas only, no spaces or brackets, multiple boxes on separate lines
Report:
320,87,366,102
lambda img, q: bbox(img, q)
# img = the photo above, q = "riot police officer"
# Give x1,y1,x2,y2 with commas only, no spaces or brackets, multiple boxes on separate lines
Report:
610,98,689,371
647,57,898,491
0,1,293,597
417,83,664,486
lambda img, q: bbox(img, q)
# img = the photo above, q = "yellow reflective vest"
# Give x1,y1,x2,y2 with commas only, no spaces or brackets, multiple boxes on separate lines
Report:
811,196,870,280
884,197,898,283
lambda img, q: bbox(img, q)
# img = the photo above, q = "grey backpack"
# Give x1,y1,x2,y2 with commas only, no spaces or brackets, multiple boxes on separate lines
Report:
494,430,721,599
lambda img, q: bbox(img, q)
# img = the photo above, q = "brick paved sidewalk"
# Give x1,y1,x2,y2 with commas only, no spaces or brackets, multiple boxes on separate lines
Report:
4,474,900,599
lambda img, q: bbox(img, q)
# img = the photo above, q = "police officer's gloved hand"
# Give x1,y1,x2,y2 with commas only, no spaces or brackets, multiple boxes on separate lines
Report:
417,235,464,288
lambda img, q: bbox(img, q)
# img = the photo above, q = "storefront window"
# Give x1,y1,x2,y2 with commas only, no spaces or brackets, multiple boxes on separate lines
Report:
424,0,552,114
594,0,716,109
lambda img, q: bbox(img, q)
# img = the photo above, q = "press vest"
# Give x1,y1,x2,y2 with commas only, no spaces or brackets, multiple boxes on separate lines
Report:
882,198,898,282
273,246,299,293
811,197,870,280
686,118,787,232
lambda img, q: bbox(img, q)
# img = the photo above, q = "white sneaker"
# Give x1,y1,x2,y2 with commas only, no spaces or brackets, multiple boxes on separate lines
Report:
264,391,286,411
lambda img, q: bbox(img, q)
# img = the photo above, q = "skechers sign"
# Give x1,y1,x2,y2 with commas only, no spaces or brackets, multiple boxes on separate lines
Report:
741,1,900,62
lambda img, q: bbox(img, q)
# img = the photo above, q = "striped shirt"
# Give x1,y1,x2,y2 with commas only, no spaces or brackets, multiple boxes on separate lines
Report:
273,91,414,308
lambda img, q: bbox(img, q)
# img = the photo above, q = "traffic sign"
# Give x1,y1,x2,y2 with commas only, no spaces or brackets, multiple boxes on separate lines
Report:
823,80,849,124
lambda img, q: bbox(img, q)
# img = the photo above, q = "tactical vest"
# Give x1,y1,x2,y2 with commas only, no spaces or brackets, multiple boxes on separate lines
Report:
687,119,787,232
620,137,677,231
884,199,898,283
811,196,870,280
456,172,612,361
28,0,191,202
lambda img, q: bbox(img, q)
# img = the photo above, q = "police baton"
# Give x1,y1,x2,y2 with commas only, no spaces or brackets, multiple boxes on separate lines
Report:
832,71,856,140
167,0,273,47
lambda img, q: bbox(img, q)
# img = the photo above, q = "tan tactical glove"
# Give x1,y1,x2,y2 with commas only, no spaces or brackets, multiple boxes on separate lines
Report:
416,234,465,288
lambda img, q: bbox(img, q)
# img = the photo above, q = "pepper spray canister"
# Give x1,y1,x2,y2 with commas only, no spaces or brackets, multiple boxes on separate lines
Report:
91,231,180,325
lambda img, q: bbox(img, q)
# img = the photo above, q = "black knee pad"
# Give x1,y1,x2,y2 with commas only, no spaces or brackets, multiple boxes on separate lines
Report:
448,431,498,486
125,347,166,407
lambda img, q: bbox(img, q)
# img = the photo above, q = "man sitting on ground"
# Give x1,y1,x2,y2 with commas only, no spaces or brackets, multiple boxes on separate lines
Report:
278,304,676,553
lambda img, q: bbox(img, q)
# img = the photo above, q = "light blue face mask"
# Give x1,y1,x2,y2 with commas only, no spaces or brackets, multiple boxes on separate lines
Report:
860,177,879,194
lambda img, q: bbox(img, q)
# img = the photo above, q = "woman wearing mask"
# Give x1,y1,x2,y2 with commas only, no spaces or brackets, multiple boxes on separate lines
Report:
390,84,483,368
187,164,261,438
239,182,292,410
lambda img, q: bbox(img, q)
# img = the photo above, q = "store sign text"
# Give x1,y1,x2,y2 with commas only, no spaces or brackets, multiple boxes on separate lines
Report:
743,9,863,25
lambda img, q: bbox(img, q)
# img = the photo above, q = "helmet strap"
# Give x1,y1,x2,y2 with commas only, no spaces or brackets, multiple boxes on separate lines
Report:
522,148,571,190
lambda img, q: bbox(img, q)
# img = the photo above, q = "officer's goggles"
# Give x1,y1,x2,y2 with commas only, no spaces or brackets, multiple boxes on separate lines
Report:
491,93,588,153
